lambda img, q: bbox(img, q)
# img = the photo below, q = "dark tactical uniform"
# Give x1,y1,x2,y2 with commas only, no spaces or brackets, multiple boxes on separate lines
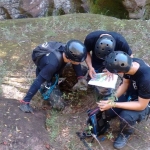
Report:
84,30,132,70
84,31,133,101
108,58,150,128
23,42,84,110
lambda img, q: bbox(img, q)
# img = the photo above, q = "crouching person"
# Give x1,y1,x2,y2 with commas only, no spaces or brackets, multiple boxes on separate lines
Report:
97,51,150,149
19,40,87,113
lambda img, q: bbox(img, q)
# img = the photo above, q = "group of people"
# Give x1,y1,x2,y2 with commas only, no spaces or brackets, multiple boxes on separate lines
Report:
19,30,150,149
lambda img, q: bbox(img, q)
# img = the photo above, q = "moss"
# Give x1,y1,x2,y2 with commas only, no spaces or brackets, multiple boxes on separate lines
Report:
71,0,85,13
142,0,150,20
46,1,55,16
89,0,129,19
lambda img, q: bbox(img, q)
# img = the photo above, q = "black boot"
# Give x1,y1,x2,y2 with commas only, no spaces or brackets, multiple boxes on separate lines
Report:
113,125,134,149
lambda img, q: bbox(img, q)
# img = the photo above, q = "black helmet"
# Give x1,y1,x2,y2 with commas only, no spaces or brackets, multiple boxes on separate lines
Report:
95,35,116,59
65,40,87,62
105,51,132,73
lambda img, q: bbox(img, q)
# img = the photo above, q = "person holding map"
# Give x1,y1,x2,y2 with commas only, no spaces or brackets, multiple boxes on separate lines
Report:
74,30,133,102
84,30,132,78
97,51,150,149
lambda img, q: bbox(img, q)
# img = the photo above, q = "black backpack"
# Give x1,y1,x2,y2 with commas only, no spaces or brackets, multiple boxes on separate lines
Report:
32,41,66,66
86,107,110,137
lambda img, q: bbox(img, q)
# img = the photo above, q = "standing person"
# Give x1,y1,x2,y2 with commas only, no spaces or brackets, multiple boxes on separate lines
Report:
97,51,150,149
84,30,132,78
19,40,88,113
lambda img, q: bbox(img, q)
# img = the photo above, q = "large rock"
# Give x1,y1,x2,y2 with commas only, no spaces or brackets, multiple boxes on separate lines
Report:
122,0,146,19
0,0,150,20
19,0,51,18
0,0,87,19
143,0,150,20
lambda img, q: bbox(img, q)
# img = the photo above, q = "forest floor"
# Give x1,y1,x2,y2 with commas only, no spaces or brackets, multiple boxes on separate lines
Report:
0,13,150,150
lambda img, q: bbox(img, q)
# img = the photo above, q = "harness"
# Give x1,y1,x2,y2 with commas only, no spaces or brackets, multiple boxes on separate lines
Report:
39,74,59,100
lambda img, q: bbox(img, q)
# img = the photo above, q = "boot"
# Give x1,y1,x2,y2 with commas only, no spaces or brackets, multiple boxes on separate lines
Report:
113,125,134,149
19,103,33,113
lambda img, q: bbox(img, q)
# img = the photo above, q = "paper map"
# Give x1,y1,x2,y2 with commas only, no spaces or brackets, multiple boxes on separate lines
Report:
88,73,118,89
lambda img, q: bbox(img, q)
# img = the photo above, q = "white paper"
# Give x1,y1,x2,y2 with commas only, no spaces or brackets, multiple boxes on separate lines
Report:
88,73,118,89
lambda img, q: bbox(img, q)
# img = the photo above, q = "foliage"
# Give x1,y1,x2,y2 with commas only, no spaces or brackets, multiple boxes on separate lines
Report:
46,110,60,140
85,125,93,135
89,0,129,19
0,13,150,149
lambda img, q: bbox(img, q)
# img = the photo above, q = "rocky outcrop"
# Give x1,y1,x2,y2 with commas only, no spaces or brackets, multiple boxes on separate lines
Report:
0,0,54,19
122,0,146,19
0,0,87,19
0,0,150,20
143,0,150,20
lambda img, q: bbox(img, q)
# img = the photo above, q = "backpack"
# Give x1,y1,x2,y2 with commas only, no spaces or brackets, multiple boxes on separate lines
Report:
86,107,110,137
32,41,66,66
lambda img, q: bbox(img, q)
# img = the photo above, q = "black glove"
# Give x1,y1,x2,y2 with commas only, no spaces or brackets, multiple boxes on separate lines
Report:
19,102,33,113
72,77,88,91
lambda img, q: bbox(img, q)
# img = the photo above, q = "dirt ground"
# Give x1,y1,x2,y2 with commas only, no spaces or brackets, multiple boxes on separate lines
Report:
0,13,150,150
0,86,150,150
0,97,50,150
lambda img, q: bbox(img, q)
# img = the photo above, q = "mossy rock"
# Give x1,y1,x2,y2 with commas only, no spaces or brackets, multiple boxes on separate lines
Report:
143,0,150,20
89,0,129,19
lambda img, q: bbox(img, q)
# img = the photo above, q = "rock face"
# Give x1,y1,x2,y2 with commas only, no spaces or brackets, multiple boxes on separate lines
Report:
143,0,150,20
0,0,87,19
0,0,150,20
122,0,146,19
19,0,50,18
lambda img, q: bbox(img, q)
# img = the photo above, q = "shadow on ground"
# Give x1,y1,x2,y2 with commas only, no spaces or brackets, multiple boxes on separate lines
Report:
0,13,150,150
0,95,149,150
0,97,50,150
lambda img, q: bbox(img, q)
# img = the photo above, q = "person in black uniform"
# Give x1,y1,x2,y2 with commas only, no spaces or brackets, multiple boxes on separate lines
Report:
84,30,132,78
97,51,150,149
81,30,133,101
19,40,87,113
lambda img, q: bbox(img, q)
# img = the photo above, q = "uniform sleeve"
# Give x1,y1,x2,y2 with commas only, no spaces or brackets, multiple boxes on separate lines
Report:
138,81,150,99
23,75,45,102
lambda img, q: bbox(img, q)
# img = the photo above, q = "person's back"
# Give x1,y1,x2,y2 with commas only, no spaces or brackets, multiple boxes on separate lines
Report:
84,30,132,56
83,30,132,79
124,58,150,100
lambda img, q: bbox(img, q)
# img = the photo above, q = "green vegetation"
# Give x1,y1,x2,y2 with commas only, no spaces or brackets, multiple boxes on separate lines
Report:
46,110,60,141
89,0,129,19
0,13,150,149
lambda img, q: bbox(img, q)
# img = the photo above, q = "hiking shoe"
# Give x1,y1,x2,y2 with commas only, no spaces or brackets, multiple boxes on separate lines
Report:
19,104,33,113
113,133,131,149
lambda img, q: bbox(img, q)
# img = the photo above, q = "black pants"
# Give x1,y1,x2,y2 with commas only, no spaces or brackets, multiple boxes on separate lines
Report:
108,95,150,126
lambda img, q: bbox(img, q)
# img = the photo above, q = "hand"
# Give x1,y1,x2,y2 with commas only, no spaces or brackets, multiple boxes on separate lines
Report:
88,67,96,78
72,77,88,91
97,100,112,111
101,69,114,81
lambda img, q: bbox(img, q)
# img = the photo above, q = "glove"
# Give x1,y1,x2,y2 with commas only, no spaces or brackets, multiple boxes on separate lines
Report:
19,100,33,113
72,77,88,91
